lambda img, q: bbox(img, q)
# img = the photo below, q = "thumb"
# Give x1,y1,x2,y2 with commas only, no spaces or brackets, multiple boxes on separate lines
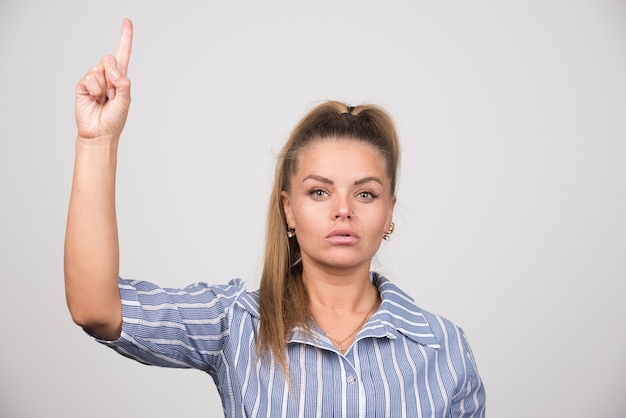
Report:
105,66,131,110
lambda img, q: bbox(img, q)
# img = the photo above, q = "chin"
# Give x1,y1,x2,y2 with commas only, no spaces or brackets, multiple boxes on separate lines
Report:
303,248,375,271
321,256,371,271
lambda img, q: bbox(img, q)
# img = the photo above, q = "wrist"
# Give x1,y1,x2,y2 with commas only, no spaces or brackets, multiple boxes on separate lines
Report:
75,136,120,165
76,134,120,147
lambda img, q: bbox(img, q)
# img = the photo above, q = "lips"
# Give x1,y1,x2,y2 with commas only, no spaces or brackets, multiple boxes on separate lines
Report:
326,229,360,245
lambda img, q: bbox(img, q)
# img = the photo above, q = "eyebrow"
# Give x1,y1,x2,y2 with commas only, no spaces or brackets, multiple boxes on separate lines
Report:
302,174,384,186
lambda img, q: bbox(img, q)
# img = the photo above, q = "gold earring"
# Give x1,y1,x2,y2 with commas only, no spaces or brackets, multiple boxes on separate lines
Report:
287,226,296,238
382,221,395,241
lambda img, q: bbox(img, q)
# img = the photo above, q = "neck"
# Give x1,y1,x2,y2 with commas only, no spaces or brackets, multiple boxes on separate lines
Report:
302,264,381,355
302,264,376,312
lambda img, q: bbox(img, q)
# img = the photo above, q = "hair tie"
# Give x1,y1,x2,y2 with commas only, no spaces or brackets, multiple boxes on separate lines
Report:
341,106,356,117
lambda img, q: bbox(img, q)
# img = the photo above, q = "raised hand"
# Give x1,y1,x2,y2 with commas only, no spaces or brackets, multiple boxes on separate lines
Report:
66,19,134,341
75,19,134,140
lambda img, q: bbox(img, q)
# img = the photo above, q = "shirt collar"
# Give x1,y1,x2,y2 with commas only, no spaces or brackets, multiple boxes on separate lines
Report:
365,273,441,348
286,273,441,350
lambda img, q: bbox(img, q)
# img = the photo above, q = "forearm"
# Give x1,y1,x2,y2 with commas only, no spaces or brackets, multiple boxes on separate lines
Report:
64,136,122,340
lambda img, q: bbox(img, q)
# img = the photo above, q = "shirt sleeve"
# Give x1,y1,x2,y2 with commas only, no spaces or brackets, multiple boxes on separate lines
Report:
450,329,487,417
94,277,247,373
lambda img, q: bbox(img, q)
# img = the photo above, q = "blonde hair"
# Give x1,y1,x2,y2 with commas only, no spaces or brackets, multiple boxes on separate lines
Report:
257,100,400,372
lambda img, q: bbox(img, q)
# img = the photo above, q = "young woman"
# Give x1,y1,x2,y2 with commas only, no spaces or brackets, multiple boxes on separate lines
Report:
65,19,486,417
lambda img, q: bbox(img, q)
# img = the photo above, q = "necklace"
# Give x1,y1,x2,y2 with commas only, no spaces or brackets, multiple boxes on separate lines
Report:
313,291,380,355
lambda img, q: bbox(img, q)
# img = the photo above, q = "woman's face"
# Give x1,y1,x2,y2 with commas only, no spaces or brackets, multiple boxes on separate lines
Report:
282,138,396,273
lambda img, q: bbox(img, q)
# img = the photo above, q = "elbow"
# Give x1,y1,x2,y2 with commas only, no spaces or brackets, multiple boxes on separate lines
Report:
66,297,123,341
66,302,94,328
64,266,122,339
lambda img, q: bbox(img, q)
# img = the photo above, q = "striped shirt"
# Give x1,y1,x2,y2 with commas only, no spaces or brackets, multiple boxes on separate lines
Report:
98,273,486,417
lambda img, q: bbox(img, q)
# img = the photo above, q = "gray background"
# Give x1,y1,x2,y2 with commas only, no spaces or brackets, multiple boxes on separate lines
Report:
1,0,625,416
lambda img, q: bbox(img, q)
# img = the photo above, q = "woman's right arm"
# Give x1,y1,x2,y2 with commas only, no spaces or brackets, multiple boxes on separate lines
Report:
64,19,133,341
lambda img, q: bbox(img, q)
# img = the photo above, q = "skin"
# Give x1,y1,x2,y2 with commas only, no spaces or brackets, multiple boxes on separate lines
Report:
282,139,396,349
65,19,133,340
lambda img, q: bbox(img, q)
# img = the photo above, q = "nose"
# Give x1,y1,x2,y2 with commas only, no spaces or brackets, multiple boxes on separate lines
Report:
334,197,354,220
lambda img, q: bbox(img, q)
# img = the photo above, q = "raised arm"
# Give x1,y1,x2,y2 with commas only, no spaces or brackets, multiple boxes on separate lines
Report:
64,19,133,340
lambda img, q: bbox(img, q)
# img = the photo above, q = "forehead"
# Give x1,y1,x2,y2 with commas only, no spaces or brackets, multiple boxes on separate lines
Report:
294,138,388,177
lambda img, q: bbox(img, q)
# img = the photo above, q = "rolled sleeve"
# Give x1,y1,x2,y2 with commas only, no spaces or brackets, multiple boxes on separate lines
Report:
96,277,247,372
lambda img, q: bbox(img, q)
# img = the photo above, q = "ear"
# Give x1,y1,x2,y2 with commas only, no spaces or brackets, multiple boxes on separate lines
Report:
281,191,295,228
386,195,397,229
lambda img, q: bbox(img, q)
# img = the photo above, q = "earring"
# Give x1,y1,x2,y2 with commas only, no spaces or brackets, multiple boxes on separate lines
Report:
287,226,296,238
382,221,395,241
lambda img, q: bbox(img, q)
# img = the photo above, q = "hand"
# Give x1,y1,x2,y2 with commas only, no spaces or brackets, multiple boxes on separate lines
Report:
75,19,134,140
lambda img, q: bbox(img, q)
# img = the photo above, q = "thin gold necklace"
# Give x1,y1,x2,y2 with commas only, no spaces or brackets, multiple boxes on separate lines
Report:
313,291,380,355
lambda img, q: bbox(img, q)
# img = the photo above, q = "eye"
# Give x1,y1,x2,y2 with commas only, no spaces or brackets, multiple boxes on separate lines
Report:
356,191,378,201
309,189,329,200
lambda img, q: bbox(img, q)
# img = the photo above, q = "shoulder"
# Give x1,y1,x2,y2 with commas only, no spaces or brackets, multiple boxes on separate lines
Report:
372,273,485,400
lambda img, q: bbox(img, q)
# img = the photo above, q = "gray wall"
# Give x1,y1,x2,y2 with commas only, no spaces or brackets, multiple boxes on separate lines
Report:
1,1,624,416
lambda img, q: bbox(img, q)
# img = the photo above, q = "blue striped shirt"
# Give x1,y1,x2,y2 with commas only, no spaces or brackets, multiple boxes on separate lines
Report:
98,273,486,417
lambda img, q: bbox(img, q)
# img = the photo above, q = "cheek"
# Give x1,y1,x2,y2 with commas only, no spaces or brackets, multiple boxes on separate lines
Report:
283,195,309,228
294,204,323,231
368,211,393,237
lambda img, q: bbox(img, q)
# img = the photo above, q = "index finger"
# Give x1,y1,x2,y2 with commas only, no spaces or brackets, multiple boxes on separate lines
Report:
116,18,133,76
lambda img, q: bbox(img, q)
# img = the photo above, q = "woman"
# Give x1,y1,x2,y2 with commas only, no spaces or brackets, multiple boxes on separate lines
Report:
65,19,486,417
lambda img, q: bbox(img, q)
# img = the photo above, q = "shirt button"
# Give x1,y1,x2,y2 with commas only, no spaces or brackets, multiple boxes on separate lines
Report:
347,376,356,384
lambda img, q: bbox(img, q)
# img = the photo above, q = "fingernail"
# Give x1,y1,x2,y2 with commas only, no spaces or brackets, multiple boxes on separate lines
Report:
108,88,116,100
107,68,120,80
